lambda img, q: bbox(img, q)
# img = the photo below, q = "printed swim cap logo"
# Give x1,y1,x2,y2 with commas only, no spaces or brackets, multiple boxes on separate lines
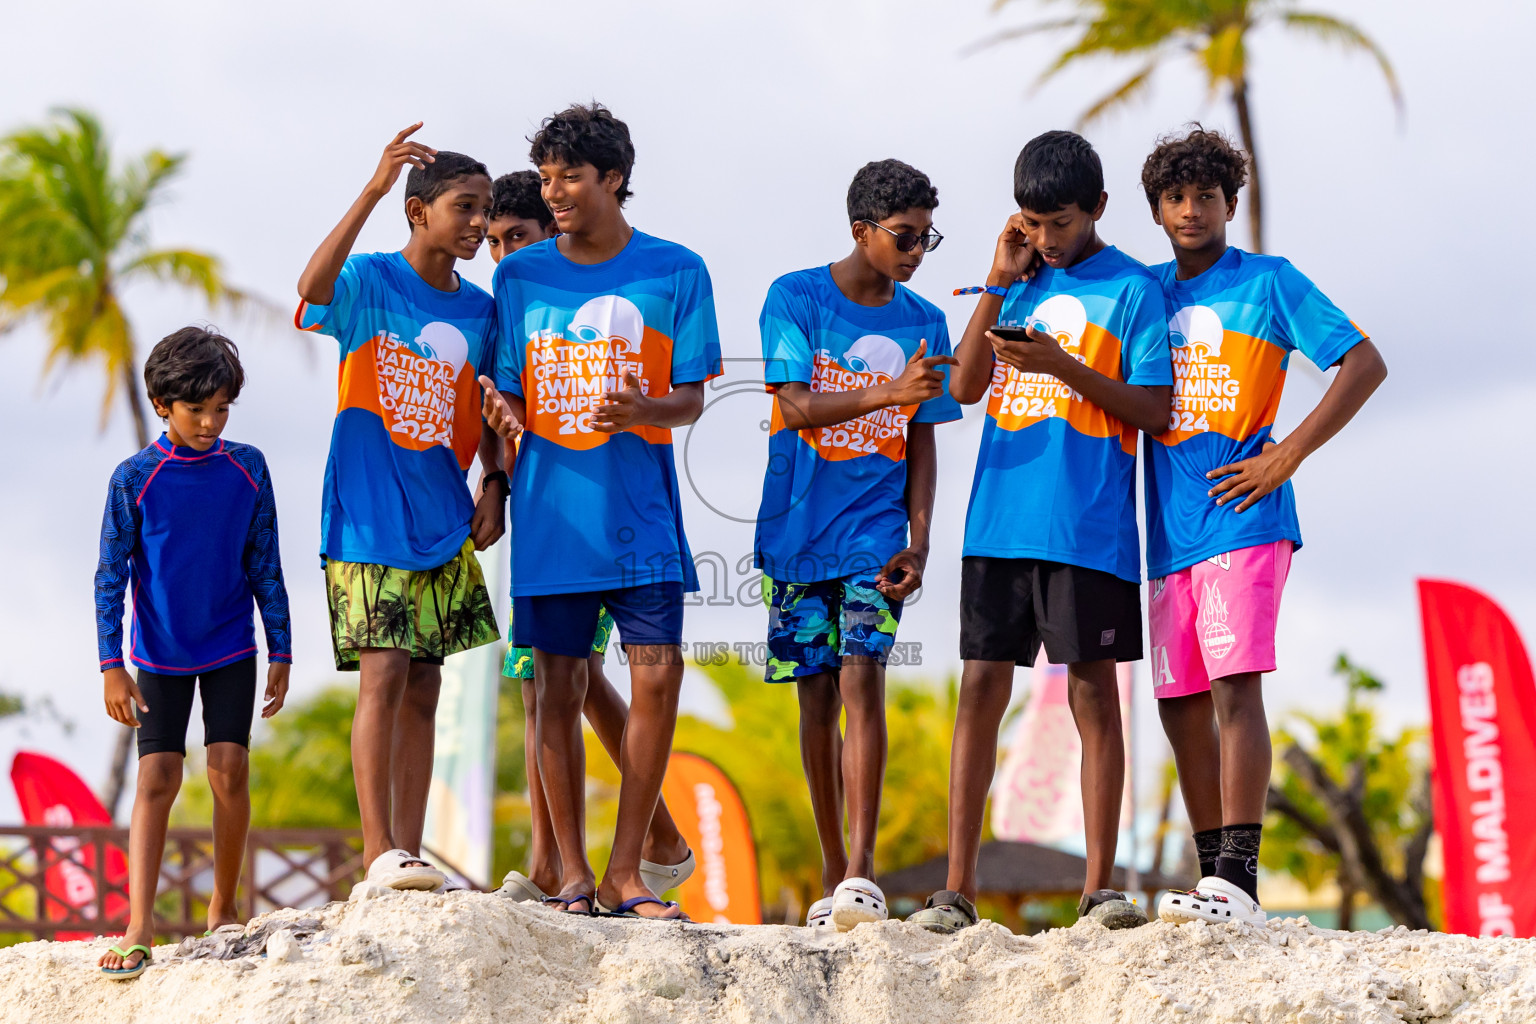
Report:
989,294,1088,429
796,334,914,463
1024,294,1088,352
1170,305,1224,360
1169,304,1239,437
375,320,469,449
569,294,645,358
527,294,664,450
843,335,907,381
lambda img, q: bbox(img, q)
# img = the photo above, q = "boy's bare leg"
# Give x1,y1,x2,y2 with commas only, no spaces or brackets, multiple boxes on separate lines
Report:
582,653,689,865
389,661,442,855
797,673,847,896
1210,673,1268,824
597,644,683,918
99,752,182,969
533,650,594,907
205,741,250,930
838,658,886,882
522,677,561,894
944,660,1014,901
1067,659,1125,894
353,648,412,866
1157,691,1224,835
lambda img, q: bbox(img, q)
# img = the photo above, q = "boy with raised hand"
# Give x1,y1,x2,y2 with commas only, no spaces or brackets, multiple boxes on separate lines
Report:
484,169,695,906
296,124,506,891
753,159,960,931
912,131,1172,934
1139,127,1386,927
481,103,720,921
95,327,290,979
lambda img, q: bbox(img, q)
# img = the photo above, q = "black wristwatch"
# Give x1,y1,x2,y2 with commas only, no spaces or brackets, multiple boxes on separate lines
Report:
482,470,509,500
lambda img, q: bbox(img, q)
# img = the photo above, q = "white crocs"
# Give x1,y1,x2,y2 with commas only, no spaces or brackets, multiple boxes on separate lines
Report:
365,849,446,892
640,848,696,897
831,877,887,931
806,896,835,932
1157,876,1265,926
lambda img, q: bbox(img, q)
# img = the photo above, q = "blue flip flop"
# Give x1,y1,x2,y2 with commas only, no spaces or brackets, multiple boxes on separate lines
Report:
100,944,152,980
541,892,596,916
599,896,689,921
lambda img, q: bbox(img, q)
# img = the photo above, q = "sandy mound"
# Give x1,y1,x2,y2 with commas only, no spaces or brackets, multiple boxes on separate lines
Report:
4,889,1535,1023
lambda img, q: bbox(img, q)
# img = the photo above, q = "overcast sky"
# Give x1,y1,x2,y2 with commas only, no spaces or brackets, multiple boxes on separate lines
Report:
1,0,1531,824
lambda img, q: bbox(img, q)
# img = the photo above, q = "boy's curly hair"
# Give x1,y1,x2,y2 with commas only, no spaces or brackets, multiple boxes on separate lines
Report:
1140,126,1248,208
491,170,554,228
846,159,939,225
529,102,635,205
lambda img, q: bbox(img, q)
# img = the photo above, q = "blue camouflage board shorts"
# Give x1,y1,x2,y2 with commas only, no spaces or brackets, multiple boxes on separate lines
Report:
763,573,902,681
503,605,616,679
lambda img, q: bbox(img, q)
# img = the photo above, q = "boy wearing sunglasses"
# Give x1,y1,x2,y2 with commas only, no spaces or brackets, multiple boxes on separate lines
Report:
910,131,1173,934
753,159,961,931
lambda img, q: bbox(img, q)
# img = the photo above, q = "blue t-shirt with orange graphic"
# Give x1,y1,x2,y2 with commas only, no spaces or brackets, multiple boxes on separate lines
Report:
753,266,962,583
962,245,1173,583
296,251,496,571
493,231,722,596
1144,247,1366,578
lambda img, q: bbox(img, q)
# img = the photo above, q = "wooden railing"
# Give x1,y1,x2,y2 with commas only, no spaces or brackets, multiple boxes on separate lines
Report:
0,827,477,940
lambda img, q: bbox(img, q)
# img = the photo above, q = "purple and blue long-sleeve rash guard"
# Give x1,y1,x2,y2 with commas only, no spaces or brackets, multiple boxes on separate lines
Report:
95,435,292,674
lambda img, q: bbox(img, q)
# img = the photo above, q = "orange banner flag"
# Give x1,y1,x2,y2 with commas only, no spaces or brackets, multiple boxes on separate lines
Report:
660,751,761,924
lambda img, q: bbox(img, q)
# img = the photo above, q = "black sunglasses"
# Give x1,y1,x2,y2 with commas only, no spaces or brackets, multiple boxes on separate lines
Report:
861,220,944,253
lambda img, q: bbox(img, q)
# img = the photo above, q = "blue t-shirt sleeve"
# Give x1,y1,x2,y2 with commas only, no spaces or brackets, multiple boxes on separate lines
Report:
912,317,964,424
672,262,723,385
297,253,369,340
1269,261,1367,370
240,451,292,663
493,265,526,398
760,281,814,386
1121,280,1175,386
94,461,142,669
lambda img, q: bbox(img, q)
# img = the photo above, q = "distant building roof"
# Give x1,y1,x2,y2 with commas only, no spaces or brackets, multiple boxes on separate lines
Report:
881,841,1190,898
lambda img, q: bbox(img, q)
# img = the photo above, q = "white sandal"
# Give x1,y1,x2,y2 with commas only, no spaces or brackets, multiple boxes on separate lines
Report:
1157,876,1265,926
805,896,835,932
831,877,887,931
639,848,696,897
366,849,446,891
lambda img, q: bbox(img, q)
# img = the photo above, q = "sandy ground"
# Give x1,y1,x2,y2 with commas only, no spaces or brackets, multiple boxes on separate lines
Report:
3,888,1534,1023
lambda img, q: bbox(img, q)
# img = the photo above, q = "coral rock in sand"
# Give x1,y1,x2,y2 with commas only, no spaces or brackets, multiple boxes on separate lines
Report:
3,890,1535,1023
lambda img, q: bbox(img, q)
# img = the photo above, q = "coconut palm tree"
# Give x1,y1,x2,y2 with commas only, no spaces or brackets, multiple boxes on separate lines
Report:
0,108,248,818
978,0,1402,252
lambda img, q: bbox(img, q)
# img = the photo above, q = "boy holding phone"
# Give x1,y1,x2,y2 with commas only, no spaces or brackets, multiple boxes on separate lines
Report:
911,131,1172,933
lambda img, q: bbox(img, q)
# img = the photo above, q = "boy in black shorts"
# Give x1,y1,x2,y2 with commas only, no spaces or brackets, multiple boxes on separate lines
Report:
910,132,1172,933
95,327,291,978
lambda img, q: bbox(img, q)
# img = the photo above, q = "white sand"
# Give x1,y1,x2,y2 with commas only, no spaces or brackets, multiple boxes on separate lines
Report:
4,889,1534,1023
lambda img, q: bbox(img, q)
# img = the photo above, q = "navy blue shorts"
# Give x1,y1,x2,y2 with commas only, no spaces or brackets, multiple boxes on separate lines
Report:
513,582,684,658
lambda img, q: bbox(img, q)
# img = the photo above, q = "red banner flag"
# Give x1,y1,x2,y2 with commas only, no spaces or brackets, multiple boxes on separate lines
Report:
1419,580,1536,937
660,751,761,924
10,751,128,937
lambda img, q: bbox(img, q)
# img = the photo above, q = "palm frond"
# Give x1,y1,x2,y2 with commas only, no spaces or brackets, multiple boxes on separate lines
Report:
963,17,1088,57
1281,11,1404,114
1200,22,1248,91
1075,59,1162,127
119,248,235,306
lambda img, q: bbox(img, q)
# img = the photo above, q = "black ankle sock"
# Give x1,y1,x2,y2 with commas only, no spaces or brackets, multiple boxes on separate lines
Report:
1193,828,1223,881
1214,823,1262,901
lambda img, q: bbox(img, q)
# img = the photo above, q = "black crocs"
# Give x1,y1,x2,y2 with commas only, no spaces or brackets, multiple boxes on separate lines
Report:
908,890,979,934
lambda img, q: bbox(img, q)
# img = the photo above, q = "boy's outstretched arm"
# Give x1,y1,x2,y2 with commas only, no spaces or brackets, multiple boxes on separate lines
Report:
951,214,1035,405
876,422,936,601
479,377,526,440
990,327,1172,435
297,124,436,305
1209,339,1387,512
775,340,957,431
593,378,706,432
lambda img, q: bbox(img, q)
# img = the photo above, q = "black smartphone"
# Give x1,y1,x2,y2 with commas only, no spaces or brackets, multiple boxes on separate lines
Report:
989,323,1035,342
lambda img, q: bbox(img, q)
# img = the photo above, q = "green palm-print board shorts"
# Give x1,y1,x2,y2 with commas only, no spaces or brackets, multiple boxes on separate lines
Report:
503,606,615,679
324,539,500,671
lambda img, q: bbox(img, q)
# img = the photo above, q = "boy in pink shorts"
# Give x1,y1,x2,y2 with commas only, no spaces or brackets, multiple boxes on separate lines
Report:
1139,128,1387,925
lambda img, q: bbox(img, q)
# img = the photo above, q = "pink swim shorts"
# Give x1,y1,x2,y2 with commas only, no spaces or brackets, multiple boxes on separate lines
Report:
1148,540,1293,699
